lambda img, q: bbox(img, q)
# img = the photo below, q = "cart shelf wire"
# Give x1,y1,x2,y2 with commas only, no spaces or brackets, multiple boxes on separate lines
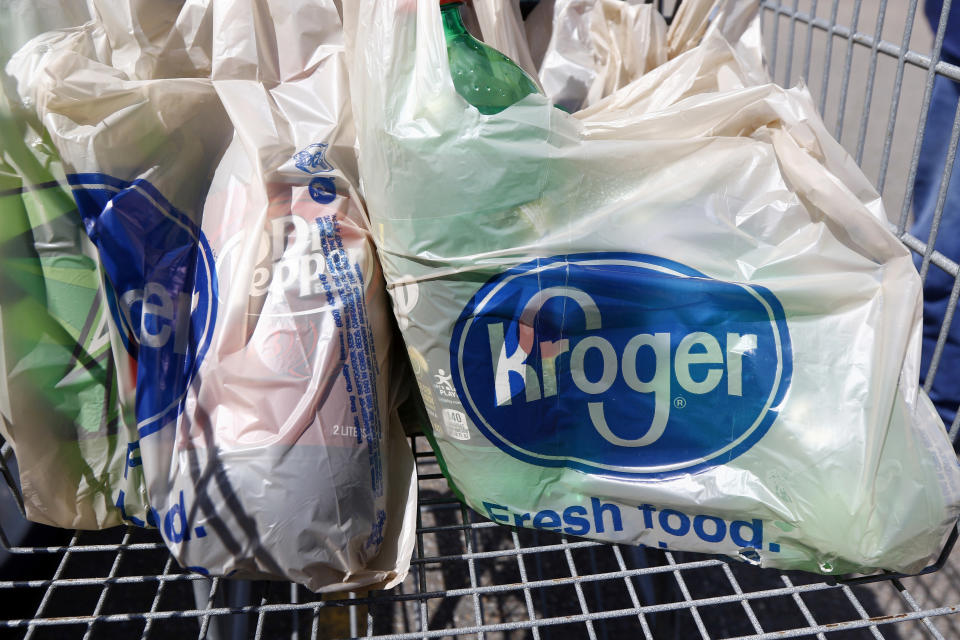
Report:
3,436,960,640
4,0,960,638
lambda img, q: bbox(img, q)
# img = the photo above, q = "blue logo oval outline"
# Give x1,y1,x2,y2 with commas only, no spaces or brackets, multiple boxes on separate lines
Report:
69,173,218,439
449,252,793,479
133,228,217,438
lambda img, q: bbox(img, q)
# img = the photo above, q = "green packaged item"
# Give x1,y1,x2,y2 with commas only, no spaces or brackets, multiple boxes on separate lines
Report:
441,0,540,114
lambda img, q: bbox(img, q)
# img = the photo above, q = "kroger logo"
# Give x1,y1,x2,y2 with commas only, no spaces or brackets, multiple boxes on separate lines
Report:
69,173,217,439
450,253,792,478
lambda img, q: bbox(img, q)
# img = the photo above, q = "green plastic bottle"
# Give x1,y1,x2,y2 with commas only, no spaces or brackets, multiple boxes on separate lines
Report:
440,0,541,115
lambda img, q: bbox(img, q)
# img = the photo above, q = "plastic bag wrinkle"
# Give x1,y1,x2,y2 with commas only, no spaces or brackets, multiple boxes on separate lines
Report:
344,0,960,574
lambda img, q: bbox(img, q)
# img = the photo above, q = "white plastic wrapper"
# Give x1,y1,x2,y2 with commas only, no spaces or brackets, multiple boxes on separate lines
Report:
537,0,667,112
345,0,960,575
10,0,416,591
472,0,541,83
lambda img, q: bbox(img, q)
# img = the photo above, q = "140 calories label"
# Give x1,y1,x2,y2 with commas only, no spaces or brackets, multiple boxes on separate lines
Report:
450,253,793,478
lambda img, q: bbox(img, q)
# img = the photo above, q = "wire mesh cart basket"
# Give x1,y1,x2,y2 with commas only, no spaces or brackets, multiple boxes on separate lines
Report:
5,0,960,638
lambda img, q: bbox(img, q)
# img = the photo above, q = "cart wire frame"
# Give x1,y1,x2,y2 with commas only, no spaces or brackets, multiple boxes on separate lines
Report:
4,0,960,638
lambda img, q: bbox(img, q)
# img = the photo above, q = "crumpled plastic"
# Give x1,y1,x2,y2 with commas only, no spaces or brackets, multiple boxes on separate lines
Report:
343,0,960,575
472,0,542,83
537,0,668,112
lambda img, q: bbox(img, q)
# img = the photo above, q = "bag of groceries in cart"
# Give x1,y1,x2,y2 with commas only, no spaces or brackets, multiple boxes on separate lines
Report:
8,0,417,591
0,0,153,531
345,0,960,575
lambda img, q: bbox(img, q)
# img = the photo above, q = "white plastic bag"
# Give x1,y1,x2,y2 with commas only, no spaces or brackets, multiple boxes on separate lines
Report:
345,0,960,575
537,0,667,112
11,0,416,591
472,0,541,82
0,0,152,529
196,0,417,590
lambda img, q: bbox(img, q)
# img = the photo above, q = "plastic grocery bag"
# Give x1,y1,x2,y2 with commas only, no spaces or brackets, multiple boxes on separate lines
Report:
472,0,540,82
537,0,667,112
197,0,417,590
0,0,151,529
344,0,960,575
11,0,416,591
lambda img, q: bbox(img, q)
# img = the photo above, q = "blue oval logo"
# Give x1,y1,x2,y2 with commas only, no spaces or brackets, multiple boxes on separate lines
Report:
450,253,792,478
69,173,217,439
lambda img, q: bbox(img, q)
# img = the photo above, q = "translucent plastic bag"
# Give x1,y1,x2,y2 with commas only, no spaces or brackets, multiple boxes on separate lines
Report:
344,0,960,575
537,0,667,112
0,0,151,529
472,0,540,82
11,0,416,591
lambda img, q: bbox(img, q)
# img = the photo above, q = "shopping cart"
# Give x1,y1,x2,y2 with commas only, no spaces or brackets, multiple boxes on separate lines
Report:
4,0,960,638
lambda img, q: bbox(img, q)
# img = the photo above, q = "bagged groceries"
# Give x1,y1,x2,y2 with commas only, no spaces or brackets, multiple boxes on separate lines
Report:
0,0,151,529
537,0,667,112
197,0,417,590
10,0,416,591
344,0,960,575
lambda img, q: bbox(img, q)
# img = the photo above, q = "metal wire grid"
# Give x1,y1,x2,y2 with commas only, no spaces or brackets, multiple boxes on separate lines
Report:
761,0,960,439
3,0,960,638
2,434,960,640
